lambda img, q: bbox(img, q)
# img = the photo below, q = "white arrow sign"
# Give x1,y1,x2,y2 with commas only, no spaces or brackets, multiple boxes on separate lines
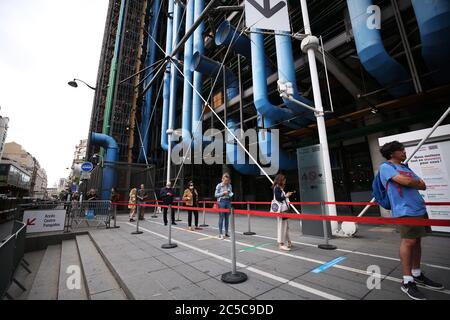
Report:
245,0,291,32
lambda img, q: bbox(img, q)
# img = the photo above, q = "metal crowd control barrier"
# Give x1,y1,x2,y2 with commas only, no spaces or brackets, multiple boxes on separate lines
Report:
222,207,247,284
162,205,177,249
70,200,112,229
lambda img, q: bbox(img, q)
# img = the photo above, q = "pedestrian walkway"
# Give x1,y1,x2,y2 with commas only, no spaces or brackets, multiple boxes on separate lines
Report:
88,212,450,300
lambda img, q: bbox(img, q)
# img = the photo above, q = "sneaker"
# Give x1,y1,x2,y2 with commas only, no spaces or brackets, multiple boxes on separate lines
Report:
225,234,230,238
218,234,224,240
172,222,177,226
414,273,444,290
401,282,426,300
129,219,135,222
279,245,291,251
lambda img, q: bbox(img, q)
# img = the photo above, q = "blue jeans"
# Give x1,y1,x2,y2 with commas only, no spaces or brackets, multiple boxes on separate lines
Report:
218,199,231,235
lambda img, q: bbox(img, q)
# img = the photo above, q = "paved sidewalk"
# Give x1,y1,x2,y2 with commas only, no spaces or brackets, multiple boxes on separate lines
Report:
88,212,450,300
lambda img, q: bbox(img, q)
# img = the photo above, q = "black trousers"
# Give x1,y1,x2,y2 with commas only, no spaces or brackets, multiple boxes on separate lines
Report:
187,207,198,227
163,207,175,225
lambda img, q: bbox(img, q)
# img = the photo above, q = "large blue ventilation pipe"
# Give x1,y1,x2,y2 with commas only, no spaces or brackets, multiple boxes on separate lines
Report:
190,53,260,175
249,32,304,129
181,0,195,144
91,133,119,200
347,0,414,97
192,0,205,148
215,22,315,126
412,0,450,85
161,0,175,151
274,32,315,123
139,0,161,162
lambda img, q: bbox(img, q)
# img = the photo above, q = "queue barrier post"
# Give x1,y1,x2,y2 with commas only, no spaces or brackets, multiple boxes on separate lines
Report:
151,201,158,218
200,202,209,227
221,207,248,284
132,204,143,235
176,202,182,222
318,201,337,250
112,204,120,229
243,203,256,236
162,205,178,249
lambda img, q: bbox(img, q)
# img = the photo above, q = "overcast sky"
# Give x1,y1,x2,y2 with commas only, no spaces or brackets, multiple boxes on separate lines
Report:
0,0,109,187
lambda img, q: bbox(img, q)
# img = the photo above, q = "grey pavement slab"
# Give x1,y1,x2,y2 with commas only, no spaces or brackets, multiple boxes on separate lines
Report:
190,259,234,278
28,245,61,300
196,278,251,300
58,240,88,300
76,235,127,299
255,287,305,300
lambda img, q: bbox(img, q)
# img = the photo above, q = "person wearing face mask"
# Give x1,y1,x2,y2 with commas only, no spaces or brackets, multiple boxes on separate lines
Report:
160,181,176,226
215,173,234,240
183,181,200,231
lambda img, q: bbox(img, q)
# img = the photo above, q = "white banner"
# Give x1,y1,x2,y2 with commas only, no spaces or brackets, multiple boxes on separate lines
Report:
23,210,66,234
407,142,450,233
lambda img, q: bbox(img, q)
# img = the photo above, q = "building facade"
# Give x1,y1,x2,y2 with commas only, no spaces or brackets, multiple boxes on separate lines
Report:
0,115,9,160
87,0,450,208
1,142,48,198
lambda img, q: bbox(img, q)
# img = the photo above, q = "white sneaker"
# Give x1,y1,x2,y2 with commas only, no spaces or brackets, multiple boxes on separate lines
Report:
279,245,291,251
218,234,224,240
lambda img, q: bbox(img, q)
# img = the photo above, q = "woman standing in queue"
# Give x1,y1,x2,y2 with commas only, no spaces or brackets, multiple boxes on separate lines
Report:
128,188,137,222
273,174,294,251
215,173,234,240
183,181,201,231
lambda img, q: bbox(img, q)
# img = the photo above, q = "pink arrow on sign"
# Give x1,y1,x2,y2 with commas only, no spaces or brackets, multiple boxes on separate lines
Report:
26,218,36,226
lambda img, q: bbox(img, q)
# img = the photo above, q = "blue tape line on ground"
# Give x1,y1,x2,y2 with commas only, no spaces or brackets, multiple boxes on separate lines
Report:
312,257,347,274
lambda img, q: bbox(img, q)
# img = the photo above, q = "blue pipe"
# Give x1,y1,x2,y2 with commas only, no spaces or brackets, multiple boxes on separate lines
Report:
347,0,414,97
91,133,119,200
275,32,315,124
191,53,260,175
412,0,450,85
227,119,260,176
250,32,303,129
215,23,314,125
182,0,195,144
191,52,239,100
139,0,161,162
192,0,205,148
161,0,175,151
215,21,271,74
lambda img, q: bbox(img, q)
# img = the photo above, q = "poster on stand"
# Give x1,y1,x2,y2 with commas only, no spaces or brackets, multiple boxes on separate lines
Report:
406,142,450,233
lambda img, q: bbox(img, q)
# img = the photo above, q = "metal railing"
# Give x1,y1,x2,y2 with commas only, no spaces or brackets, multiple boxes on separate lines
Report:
68,200,112,229
0,220,27,300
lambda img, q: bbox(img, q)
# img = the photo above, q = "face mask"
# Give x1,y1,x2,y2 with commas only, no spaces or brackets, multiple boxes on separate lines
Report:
189,186,194,190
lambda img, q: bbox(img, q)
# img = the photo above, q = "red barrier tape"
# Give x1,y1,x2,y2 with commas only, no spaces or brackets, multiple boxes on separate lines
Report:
113,202,450,227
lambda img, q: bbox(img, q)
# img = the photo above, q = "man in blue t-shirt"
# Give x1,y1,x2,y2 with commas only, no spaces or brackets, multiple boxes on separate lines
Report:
378,141,443,300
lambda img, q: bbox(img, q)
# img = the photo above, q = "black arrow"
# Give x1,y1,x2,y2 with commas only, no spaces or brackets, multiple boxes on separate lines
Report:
247,0,286,19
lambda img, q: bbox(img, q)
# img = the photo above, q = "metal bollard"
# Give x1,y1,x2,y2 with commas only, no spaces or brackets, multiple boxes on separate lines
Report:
318,202,337,250
112,204,120,229
132,205,143,235
176,202,182,222
162,206,178,249
200,202,209,227
243,203,256,236
221,207,248,284
151,201,158,218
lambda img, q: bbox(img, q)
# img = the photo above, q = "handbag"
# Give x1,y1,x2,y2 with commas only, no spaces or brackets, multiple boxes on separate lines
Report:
270,191,289,213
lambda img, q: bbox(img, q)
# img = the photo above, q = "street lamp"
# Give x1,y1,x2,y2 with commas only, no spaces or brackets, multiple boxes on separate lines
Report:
68,78,96,91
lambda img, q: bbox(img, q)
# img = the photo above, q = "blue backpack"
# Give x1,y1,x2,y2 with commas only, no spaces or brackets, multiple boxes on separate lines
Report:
372,162,403,210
